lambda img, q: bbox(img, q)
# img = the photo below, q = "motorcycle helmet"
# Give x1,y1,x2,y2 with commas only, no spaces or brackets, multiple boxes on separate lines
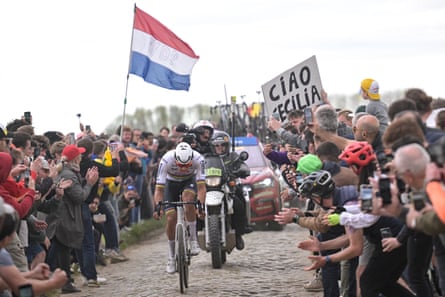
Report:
298,170,335,199
175,142,194,166
210,130,231,156
339,141,376,174
192,120,214,138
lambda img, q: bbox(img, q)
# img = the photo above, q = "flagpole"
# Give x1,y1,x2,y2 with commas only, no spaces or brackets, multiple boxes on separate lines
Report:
120,3,137,141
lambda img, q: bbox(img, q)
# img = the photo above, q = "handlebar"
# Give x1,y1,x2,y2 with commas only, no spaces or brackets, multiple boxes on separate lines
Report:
156,200,203,217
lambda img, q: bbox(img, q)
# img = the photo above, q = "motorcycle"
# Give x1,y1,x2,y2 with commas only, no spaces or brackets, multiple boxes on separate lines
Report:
198,151,249,269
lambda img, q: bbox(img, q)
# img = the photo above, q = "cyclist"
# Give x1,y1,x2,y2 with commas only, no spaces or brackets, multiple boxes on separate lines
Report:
153,142,206,274
209,131,251,250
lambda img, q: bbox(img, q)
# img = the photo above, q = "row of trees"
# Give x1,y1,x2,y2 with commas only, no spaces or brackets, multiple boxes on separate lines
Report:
104,90,404,139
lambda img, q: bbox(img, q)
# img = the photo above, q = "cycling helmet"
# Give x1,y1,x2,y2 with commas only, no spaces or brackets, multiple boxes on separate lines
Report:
298,170,335,199
175,142,193,165
339,141,376,174
210,130,231,156
193,120,214,137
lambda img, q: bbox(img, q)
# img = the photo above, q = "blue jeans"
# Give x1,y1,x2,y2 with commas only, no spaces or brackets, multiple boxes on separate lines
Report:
131,174,144,225
98,200,119,250
75,203,97,280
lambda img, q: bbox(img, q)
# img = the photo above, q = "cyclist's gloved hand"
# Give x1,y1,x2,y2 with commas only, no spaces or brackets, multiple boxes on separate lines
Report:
154,202,162,219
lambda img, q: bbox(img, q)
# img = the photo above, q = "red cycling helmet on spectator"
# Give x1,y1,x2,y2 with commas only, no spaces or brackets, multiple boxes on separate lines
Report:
339,141,376,174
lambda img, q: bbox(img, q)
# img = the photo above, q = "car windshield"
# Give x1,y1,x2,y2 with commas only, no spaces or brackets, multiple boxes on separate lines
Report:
235,145,266,168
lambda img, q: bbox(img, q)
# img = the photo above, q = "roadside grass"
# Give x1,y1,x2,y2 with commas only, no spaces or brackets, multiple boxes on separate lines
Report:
119,216,166,249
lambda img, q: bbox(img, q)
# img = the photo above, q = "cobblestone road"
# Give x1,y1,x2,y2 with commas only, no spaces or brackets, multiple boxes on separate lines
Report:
68,224,322,297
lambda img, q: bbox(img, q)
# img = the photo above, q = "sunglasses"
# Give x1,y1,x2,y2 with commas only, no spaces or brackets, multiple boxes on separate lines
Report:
176,161,192,168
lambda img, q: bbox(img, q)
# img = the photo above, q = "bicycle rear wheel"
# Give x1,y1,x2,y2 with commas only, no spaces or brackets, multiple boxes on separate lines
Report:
176,224,186,293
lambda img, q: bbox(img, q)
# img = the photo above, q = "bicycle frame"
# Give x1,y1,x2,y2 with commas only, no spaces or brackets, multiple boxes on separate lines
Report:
157,200,201,294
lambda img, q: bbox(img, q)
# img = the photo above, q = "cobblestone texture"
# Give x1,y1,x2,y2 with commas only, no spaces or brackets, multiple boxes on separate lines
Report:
68,224,323,297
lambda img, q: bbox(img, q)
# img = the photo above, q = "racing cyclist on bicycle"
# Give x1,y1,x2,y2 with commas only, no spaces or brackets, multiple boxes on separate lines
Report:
153,142,206,274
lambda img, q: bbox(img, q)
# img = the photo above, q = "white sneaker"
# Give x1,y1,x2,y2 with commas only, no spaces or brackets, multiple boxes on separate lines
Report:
166,257,176,274
190,240,200,256
96,277,107,285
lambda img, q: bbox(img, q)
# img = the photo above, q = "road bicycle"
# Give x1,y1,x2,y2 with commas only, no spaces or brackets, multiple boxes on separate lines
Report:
157,200,202,294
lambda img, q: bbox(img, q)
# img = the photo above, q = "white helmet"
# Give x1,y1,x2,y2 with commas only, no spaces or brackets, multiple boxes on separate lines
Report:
175,142,194,164
192,120,214,137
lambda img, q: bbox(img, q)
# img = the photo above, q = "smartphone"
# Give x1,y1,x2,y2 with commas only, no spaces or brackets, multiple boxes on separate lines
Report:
109,142,119,152
380,227,392,239
378,177,392,205
85,125,91,133
304,107,313,124
18,283,34,297
24,111,32,124
68,132,76,145
272,112,280,121
360,184,373,212
410,191,426,211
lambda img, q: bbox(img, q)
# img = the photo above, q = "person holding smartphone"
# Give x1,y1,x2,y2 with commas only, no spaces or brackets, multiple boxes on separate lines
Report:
267,109,308,153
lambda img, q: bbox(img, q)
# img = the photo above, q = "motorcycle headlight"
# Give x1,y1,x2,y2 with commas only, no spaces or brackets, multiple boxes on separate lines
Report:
206,176,222,187
253,177,273,189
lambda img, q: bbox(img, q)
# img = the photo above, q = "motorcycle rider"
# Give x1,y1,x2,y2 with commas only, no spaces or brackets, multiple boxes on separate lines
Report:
153,142,206,274
209,131,251,250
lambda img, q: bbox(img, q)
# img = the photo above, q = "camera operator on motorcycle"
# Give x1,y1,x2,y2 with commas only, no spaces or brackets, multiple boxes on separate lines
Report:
185,120,214,155
153,142,206,274
209,130,251,250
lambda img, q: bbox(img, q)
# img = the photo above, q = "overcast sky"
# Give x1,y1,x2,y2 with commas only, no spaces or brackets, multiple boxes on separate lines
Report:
1,0,444,135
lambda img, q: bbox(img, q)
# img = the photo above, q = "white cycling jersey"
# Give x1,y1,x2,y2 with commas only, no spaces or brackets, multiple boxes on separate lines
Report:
156,149,206,184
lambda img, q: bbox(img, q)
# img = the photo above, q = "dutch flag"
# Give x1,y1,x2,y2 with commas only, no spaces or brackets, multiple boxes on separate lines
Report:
130,7,199,91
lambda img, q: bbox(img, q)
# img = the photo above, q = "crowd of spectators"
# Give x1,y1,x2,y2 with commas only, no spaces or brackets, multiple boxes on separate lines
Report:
0,116,180,295
268,79,445,297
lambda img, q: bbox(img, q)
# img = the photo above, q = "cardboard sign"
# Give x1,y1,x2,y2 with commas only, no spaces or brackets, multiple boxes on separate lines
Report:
261,55,323,122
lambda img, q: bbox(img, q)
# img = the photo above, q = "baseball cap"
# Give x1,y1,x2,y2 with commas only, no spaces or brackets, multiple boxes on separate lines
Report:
62,144,86,162
360,78,380,100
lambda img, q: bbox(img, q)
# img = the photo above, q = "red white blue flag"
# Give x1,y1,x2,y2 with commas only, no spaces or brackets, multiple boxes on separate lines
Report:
129,7,199,91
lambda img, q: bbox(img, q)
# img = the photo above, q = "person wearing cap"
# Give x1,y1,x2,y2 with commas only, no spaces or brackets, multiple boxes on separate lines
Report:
45,144,99,293
360,78,389,134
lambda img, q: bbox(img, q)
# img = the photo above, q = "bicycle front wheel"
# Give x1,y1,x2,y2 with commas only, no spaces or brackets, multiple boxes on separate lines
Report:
176,224,186,293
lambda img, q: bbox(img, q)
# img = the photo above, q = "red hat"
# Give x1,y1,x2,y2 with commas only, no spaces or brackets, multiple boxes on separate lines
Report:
62,144,86,162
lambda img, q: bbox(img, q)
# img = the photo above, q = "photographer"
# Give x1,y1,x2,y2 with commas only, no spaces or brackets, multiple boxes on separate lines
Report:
373,143,440,297
117,185,140,230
